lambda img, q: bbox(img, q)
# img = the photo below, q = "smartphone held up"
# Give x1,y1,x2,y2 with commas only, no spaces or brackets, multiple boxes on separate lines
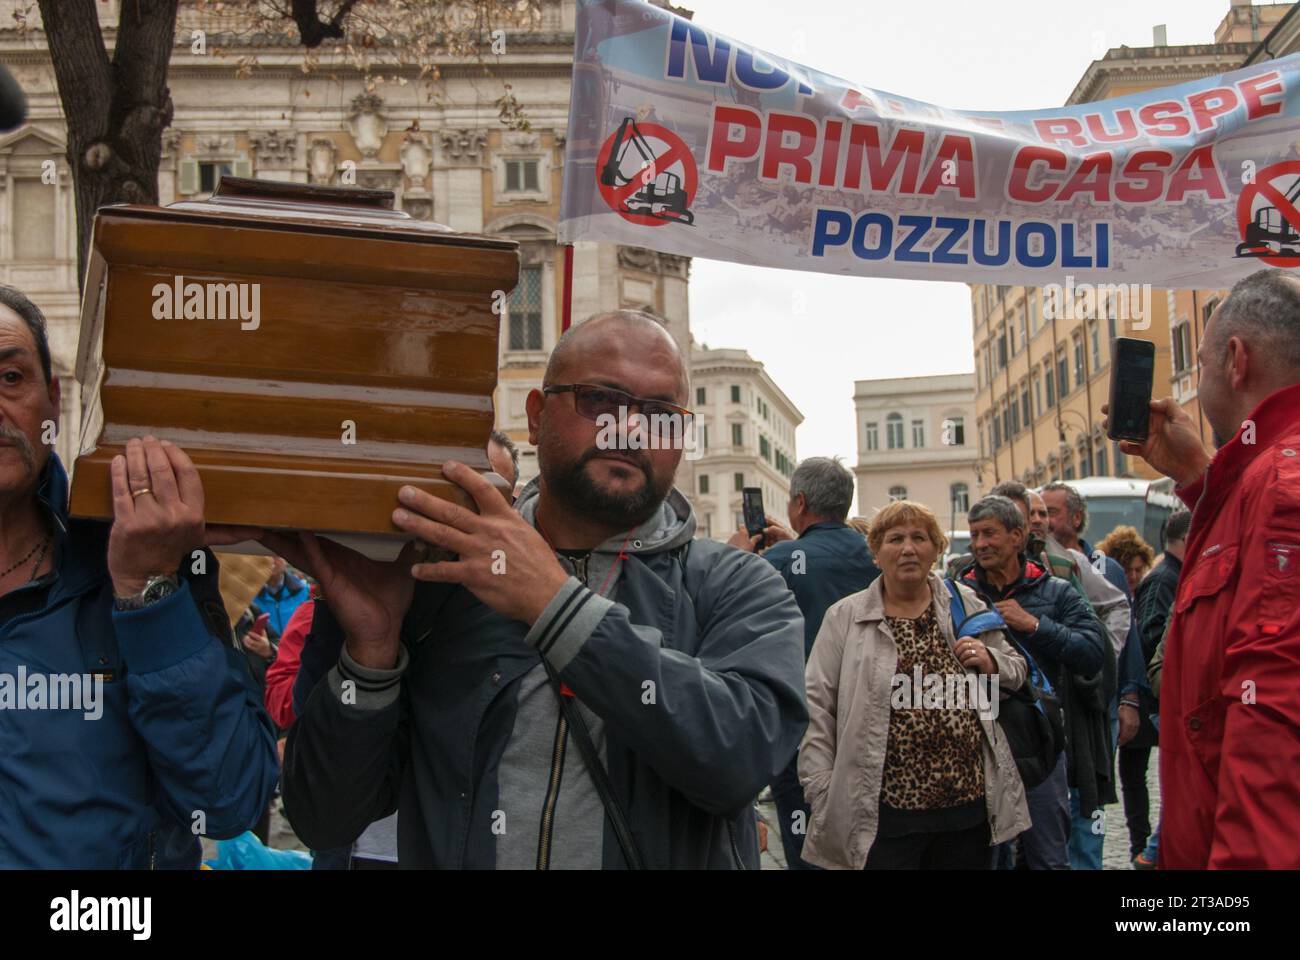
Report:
1107,338,1156,443
742,487,766,538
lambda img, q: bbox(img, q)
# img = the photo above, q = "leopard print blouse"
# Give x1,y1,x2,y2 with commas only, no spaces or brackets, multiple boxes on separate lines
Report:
879,606,986,811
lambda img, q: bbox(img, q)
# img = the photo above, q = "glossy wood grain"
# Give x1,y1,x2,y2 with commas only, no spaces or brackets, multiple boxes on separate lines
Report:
70,178,518,544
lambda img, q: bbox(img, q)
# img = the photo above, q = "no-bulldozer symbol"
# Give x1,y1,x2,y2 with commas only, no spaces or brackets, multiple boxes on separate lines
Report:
1236,160,1300,267
597,117,697,226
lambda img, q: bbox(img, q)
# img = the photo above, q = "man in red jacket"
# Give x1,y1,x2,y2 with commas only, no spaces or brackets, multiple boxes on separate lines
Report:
1107,268,1300,868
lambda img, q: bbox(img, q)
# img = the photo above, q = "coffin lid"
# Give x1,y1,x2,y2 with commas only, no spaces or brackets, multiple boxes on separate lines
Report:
75,176,519,383
98,176,516,251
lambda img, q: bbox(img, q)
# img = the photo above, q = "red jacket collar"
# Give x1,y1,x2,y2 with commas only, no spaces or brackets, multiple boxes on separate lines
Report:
1177,380,1300,508
961,557,1045,586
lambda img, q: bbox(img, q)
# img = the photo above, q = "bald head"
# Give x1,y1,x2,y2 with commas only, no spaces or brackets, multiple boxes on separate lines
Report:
544,310,688,402
527,309,688,539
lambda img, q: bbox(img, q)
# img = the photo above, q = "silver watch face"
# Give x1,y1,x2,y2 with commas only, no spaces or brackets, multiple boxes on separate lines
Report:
142,575,180,604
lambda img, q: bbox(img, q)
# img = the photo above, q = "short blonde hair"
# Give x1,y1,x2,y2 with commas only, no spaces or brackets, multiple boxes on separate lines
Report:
868,500,947,556
846,516,872,538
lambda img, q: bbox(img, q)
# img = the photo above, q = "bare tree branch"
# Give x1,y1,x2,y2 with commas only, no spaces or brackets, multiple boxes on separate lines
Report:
290,0,357,48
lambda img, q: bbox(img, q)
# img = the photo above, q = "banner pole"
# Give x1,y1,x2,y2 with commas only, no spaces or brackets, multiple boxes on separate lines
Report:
562,243,574,333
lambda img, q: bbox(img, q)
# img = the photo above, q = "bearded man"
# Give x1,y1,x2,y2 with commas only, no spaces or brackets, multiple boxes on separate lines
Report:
271,310,807,868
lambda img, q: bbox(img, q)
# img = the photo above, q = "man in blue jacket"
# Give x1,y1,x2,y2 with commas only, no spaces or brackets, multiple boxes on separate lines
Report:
253,557,311,636
0,285,278,868
960,495,1106,869
729,456,879,868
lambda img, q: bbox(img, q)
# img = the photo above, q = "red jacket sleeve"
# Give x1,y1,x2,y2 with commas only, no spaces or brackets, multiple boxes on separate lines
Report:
1209,443,1300,868
264,600,313,730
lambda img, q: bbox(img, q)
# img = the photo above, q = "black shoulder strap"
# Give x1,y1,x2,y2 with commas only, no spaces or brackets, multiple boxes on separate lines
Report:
541,658,645,869
535,535,702,869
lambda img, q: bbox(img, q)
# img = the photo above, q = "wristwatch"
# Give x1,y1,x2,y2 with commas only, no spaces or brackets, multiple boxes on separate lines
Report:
114,574,181,611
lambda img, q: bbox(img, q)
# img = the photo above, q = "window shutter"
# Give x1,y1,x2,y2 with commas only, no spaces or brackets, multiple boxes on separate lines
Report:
232,156,253,179
178,158,199,195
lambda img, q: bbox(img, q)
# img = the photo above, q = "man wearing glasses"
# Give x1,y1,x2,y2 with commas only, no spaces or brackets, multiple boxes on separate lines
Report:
271,310,807,868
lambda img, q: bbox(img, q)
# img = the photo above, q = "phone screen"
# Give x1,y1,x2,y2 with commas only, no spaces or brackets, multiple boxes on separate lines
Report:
741,487,765,537
1109,339,1155,441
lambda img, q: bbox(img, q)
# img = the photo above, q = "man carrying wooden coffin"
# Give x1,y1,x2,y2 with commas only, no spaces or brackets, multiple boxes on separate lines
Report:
0,284,279,868
256,310,809,868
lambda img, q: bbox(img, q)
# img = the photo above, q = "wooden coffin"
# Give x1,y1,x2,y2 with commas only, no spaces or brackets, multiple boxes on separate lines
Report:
70,177,518,559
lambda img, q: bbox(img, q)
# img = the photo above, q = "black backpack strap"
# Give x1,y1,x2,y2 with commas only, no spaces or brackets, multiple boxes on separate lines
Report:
541,658,644,869
538,535,709,869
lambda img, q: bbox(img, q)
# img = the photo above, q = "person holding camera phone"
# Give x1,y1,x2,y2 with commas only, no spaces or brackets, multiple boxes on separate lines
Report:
1102,268,1300,869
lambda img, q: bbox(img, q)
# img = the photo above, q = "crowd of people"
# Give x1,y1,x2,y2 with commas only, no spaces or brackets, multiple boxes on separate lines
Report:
0,264,1298,869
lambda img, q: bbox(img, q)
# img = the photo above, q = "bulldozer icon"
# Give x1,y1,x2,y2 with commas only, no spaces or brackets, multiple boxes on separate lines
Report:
599,117,695,225
1236,174,1300,258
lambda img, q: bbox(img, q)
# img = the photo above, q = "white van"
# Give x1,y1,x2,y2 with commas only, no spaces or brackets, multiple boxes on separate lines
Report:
1042,476,1180,548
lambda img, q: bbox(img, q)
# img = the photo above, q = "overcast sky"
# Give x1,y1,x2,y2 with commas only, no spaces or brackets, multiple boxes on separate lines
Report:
683,0,1240,477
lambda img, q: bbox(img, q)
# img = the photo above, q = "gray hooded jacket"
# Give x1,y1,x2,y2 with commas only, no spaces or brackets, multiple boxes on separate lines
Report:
282,480,808,868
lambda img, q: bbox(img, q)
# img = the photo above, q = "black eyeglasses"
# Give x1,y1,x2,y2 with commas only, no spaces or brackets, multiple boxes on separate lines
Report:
543,383,694,424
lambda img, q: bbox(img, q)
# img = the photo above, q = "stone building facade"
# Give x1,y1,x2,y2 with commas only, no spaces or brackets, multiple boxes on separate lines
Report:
0,0,703,493
853,373,978,532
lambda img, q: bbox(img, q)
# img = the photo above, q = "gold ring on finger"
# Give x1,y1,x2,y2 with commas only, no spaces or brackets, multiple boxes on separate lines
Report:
131,487,153,499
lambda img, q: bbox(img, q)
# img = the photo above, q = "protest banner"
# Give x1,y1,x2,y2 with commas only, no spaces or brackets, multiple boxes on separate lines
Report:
559,0,1300,288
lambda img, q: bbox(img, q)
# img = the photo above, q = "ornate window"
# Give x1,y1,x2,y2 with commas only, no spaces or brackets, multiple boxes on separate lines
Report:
177,134,250,198
508,266,543,351
504,159,540,193
1172,321,1193,374
492,131,552,203
491,219,556,362
886,413,904,449
950,483,970,514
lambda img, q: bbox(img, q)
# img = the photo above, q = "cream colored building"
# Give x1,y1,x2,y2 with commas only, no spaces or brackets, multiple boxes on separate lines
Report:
970,281,1171,490
690,345,801,540
0,0,702,492
853,373,978,532
970,2,1291,488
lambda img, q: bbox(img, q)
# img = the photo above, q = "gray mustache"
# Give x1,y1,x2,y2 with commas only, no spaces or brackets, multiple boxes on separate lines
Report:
0,424,37,473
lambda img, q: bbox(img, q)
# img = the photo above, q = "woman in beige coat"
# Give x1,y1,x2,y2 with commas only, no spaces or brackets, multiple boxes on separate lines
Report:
799,500,1031,869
